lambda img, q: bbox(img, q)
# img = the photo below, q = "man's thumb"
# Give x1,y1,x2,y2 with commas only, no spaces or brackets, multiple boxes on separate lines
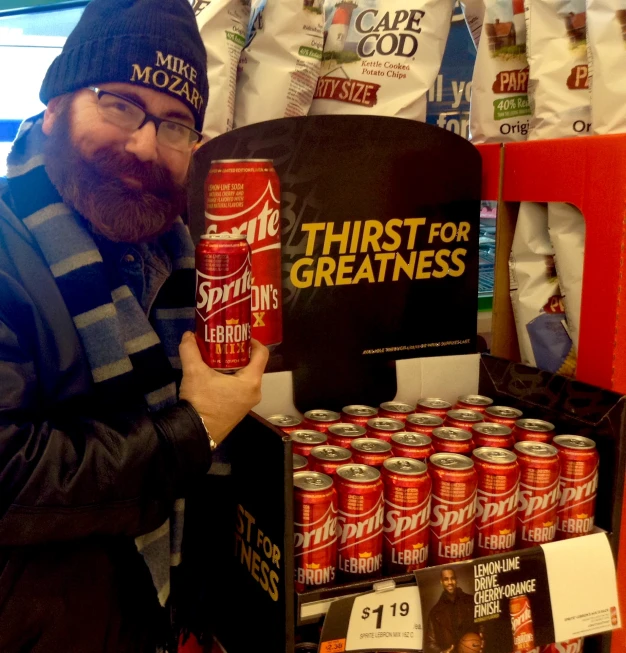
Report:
179,331,204,368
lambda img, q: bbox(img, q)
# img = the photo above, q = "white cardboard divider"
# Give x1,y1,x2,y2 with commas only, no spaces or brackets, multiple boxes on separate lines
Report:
255,354,482,420
394,353,481,404
256,370,301,419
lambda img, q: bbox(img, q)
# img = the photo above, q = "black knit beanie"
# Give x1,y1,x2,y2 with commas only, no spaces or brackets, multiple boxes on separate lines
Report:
40,0,208,131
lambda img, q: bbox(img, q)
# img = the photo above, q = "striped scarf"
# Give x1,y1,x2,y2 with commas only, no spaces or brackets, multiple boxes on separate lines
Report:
6,113,196,610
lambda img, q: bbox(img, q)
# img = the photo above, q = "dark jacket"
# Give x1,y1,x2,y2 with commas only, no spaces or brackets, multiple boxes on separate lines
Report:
425,587,476,653
0,178,212,652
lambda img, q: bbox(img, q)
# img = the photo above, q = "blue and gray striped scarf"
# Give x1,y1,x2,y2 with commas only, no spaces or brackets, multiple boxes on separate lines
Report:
6,113,195,609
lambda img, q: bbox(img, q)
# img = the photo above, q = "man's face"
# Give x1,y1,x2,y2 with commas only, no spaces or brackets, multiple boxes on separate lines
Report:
441,569,457,594
42,83,195,243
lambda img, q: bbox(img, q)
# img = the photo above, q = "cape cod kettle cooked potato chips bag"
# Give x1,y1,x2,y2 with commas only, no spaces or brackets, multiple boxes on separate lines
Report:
308,0,455,121
587,0,626,134
194,0,251,139
509,202,576,376
524,0,591,139
233,0,324,127
469,0,531,143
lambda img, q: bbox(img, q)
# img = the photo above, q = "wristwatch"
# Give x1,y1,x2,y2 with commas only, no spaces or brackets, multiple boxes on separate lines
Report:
197,413,218,452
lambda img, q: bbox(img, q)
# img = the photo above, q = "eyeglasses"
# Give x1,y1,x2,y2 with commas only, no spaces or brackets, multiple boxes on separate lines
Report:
88,86,202,153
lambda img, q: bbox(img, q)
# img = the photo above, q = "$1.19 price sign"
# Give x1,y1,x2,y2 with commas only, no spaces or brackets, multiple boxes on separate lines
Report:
319,586,422,652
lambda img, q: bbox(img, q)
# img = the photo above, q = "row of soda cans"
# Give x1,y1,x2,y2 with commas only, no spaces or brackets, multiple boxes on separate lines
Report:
270,395,599,593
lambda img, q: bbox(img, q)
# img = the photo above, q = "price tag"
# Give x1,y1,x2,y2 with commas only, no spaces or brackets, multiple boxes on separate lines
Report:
320,585,422,652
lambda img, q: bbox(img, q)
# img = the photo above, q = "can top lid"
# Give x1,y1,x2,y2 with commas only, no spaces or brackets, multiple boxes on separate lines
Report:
433,427,473,441
336,464,381,482
553,435,596,450
200,233,247,241
457,394,494,407
379,401,415,414
514,441,558,457
473,447,517,464
211,158,273,163
267,414,302,427
293,453,308,469
446,409,483,423
291,430,328,445
328,423,367,438
293,471,333,491
342,405,378,417
472,422,513,436
514,418,555,432
417,397,452,409
366,417,405,431
485,406,523,419
310,445,353,461
304,409,341,422
383,457,428,475
429,453,474,470
406,413,443,426
351,438,392,453
391,432,433,446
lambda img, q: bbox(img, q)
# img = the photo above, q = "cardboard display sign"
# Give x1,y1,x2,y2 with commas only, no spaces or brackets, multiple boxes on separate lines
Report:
319,533,620,652
189,116,481,408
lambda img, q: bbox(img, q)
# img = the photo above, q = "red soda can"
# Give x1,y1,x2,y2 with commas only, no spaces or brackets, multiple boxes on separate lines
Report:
510,594,536,652
327,423,367,449
553,435,599,539
416,398,452,418
293,453,309,471
540,640,584,653
303,410,341,433
204,159,282,348
484,406,523,427
293,471,338,592
391,432,434,462
473,447,520,556
515,442,560,547
455,394,494,413
336,464,384,580
405,413,443,435
351,438,393,468
267,414,303,433
472,422,515,450
514,419,556,444
378,401,416,422
291,430,328,457
195,233,252,372
382,458,431,573
429,453,477,565
432,427,474,455
341,404,379,426
310,445,353,477
366,417,405,443
444,409,483,431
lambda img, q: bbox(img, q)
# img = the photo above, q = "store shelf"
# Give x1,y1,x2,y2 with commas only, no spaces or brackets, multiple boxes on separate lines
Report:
502,134,626,395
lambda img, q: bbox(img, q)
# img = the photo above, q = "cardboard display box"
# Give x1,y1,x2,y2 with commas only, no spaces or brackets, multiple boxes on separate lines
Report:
179,353,625,653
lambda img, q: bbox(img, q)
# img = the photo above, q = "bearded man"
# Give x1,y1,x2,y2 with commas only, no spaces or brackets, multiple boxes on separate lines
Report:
0,0,268,650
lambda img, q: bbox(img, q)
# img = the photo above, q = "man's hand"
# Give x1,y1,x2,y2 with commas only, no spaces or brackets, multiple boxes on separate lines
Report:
443,647,454,653
178,332,269,445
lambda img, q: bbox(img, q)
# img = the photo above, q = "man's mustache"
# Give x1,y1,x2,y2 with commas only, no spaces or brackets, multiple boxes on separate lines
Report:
86,148,179,196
